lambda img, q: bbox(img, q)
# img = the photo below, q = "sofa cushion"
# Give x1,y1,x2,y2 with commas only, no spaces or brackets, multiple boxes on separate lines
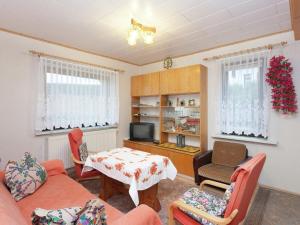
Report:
198,164,234,184
16,173,123,225
76,199,107,225
5,152,47,201
0,175,28,225
32,207,82,225
212,141,247,167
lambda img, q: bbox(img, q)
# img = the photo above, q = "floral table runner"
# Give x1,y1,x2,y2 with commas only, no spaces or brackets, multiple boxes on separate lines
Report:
82,147,177,206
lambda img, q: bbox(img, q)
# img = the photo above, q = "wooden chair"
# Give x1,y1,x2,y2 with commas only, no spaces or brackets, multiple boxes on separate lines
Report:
68,128,101,182
169,153,266,225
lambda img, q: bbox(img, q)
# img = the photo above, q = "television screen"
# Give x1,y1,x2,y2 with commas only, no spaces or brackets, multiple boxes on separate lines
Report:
130,122,154,142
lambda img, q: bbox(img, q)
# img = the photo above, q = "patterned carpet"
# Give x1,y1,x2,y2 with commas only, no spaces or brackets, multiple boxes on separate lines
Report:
68,169,300,225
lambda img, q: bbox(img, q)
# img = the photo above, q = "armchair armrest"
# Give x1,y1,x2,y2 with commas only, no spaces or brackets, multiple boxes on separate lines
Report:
193,150,212,184
110,204,162,225
171,200,238,225
200,180,229,191
193,150,213,170
41,160,67,176
71,153,85,165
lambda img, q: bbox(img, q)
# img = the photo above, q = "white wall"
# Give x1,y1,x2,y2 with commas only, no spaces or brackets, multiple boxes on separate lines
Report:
138,31,300,195
0,31,138,168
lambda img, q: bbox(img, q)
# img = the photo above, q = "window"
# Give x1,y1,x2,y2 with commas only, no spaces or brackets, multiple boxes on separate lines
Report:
35,57,119,132
220,53,269,138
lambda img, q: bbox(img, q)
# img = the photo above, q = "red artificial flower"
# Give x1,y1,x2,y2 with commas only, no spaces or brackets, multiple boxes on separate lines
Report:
265,56,297,114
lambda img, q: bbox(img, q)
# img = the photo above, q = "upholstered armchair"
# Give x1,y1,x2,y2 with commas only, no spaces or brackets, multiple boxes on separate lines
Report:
169,153,266,225
68,128,101,182
193,141,251,185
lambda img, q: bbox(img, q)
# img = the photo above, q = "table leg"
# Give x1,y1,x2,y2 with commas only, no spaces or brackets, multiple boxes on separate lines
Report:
99,174,126,201
99,174,161,212
139,184,161,212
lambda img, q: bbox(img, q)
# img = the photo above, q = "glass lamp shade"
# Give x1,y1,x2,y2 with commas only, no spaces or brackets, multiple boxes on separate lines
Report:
143,31,154,44
128,36,137,46
128,28,139,46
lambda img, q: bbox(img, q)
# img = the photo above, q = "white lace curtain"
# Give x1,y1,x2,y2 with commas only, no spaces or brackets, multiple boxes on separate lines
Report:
219,52,269,137
35,57,119,132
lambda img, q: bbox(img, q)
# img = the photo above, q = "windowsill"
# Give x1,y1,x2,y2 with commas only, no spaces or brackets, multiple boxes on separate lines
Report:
212,134,278,145
35,125,118,136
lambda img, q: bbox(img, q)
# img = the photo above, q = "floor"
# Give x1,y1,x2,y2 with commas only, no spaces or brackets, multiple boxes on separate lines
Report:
69,170,300,225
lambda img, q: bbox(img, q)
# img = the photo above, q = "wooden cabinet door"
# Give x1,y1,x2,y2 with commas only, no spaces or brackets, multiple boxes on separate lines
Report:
168,151,194,176
131,75,141,96
131,73,159,96
160,65,201,94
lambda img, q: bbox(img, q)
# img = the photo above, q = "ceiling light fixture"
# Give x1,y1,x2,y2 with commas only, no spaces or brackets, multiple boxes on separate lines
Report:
128,18,156,46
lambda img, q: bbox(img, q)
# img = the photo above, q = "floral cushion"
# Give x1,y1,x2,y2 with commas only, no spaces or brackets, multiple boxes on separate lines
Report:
79,143,89,162
76,199,107,225
179,188,227,225
32,207,82,225
223,182,235,202
5,152,47,201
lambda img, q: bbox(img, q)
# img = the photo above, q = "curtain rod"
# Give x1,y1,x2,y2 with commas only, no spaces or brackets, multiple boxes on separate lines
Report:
203,41,288,61
29,50,125,73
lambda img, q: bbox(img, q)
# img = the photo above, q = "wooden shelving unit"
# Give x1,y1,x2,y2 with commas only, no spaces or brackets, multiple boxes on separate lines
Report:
128,65,208,176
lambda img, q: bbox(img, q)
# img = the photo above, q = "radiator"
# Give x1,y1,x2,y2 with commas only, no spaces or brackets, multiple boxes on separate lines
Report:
47,128,118,168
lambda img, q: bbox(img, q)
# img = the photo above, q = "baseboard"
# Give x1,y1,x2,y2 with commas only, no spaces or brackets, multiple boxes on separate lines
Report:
259,184,300,196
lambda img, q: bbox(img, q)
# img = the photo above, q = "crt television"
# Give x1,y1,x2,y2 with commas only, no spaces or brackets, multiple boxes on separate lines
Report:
130,122,154,142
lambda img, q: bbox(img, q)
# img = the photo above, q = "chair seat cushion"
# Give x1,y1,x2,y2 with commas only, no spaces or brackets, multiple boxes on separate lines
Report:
198,164,234,184
179,188,227,225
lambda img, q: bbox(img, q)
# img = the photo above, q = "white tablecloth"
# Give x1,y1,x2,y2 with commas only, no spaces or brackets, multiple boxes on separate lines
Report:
82,147,177,206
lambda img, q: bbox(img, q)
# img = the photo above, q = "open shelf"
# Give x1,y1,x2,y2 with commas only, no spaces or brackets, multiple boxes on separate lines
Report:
132,105,160,108
162,130,200,137
133,115,160,118
161,106,200,109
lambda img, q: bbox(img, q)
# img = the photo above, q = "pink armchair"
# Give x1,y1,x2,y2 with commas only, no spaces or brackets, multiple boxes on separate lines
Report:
169,153,266,225
68,128,101,181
